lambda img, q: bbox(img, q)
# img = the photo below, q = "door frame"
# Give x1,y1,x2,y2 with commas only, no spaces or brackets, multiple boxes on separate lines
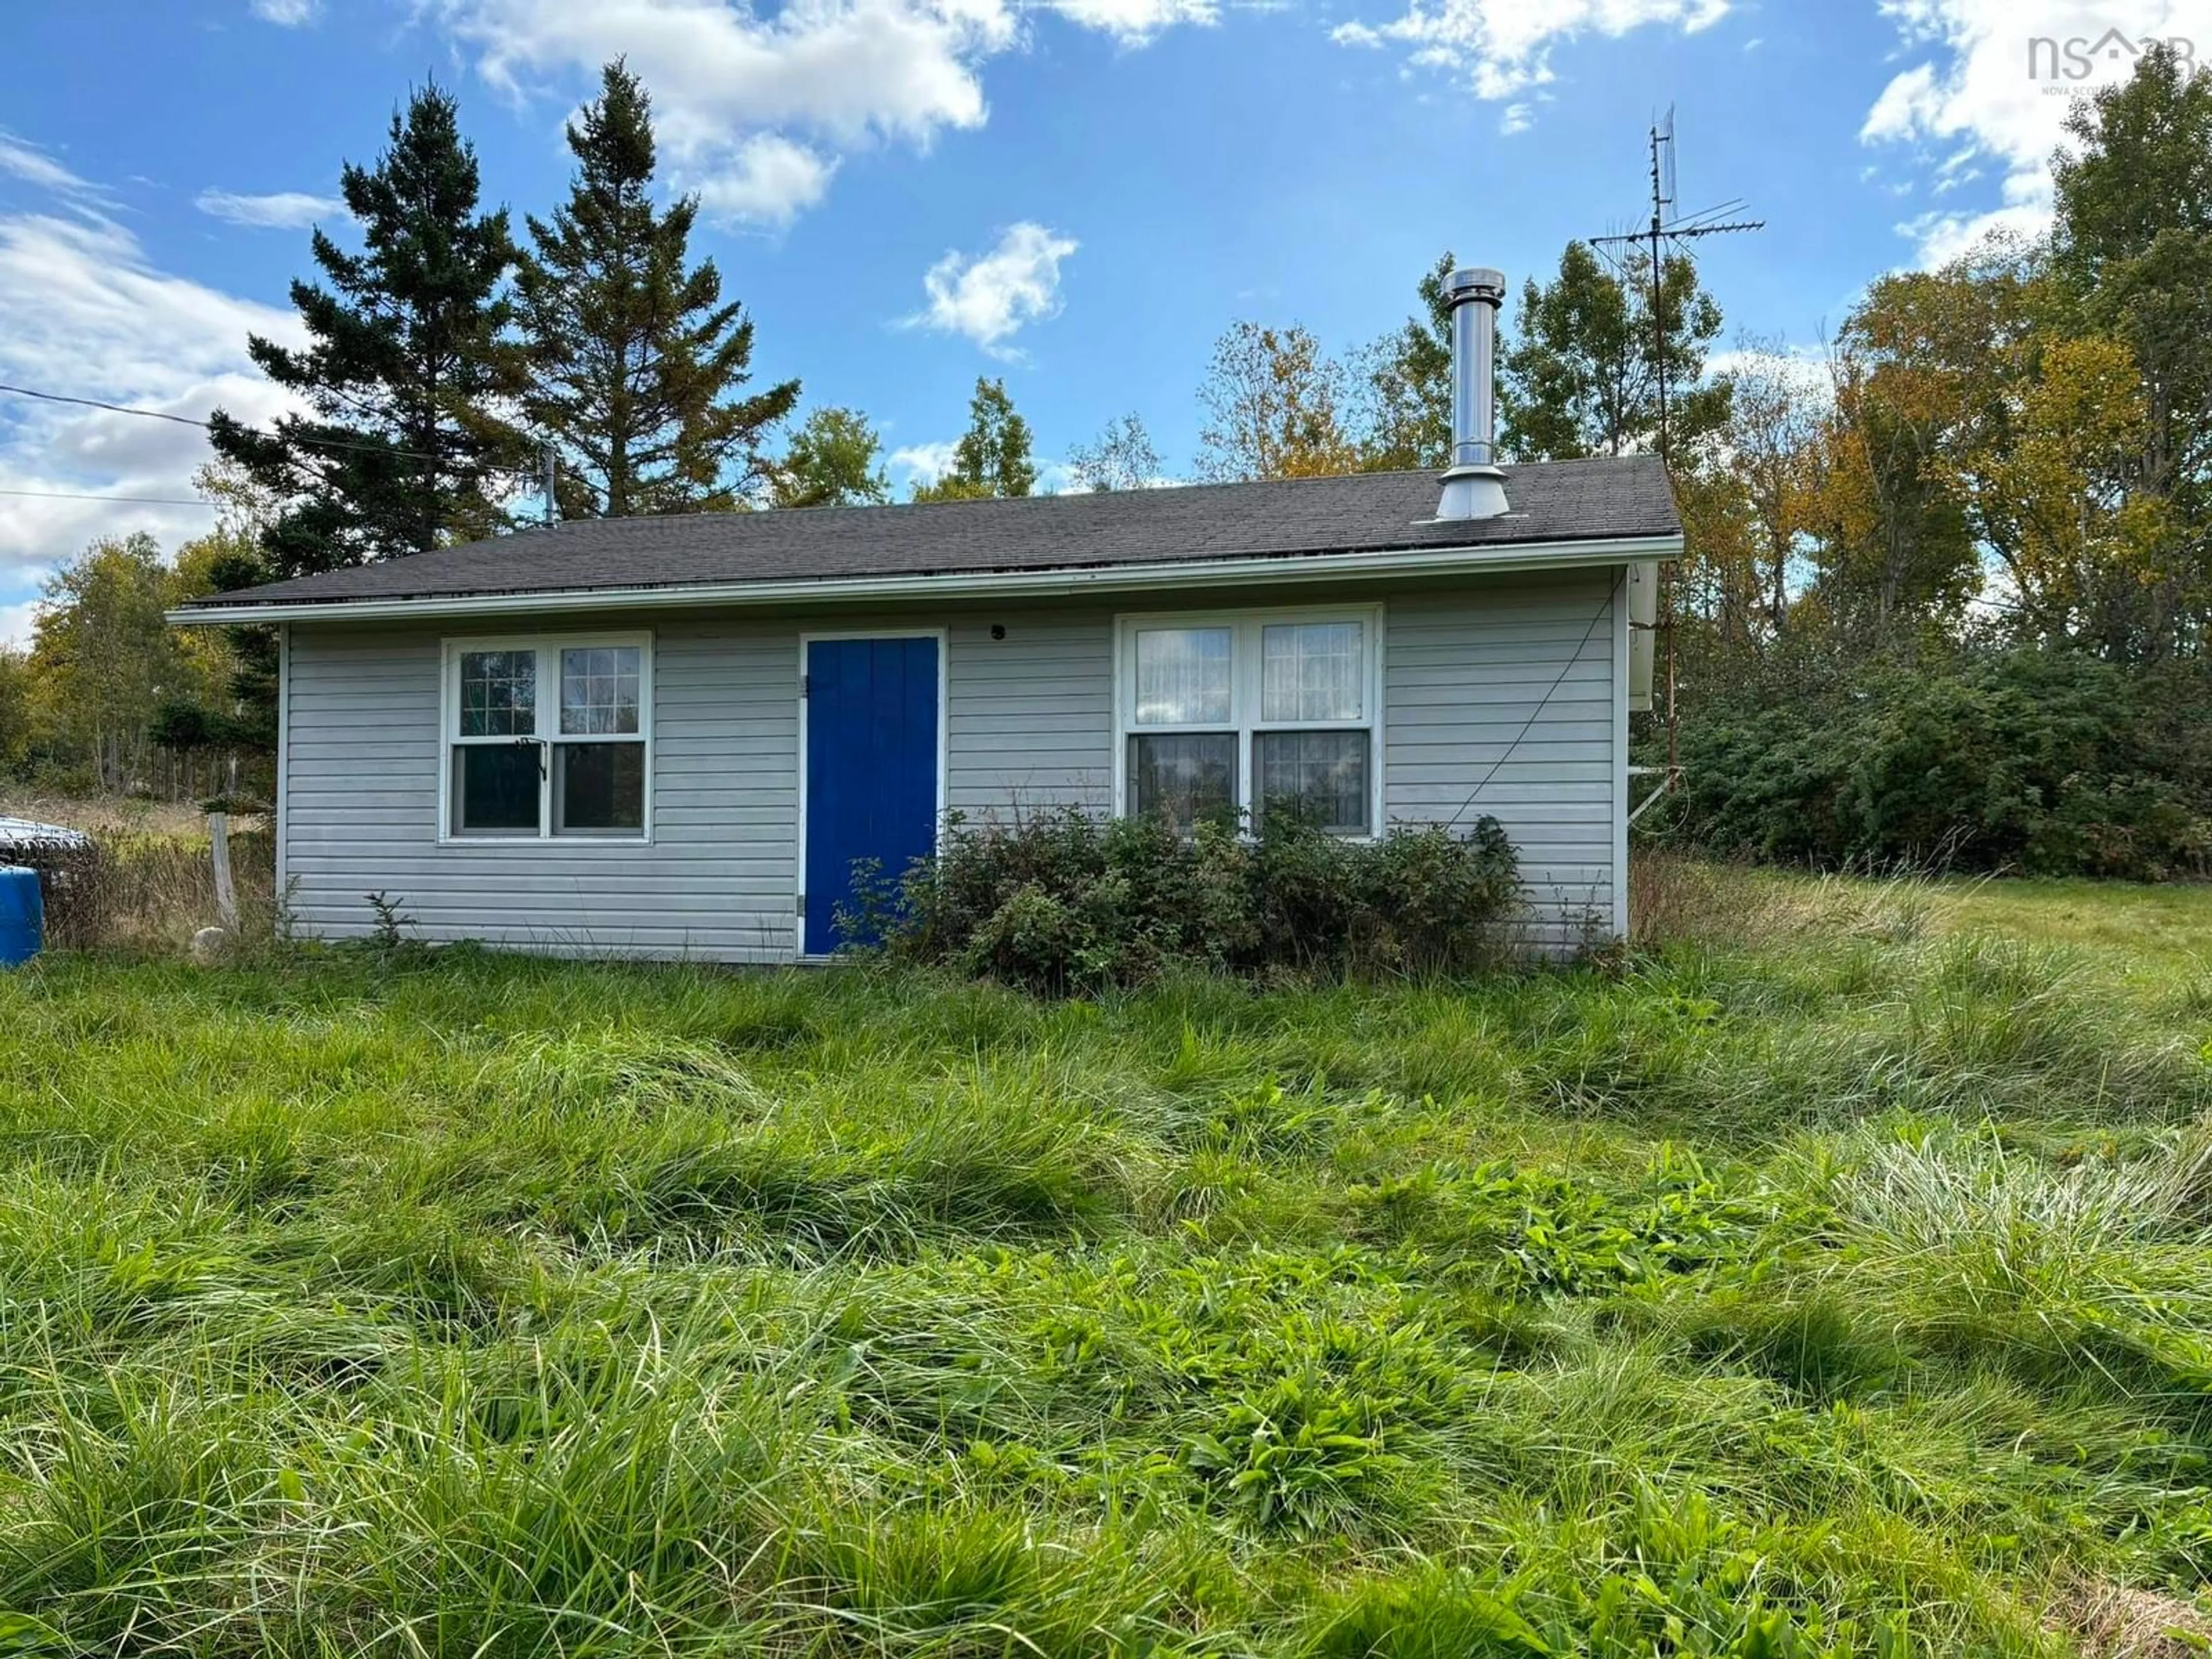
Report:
794,627,950,957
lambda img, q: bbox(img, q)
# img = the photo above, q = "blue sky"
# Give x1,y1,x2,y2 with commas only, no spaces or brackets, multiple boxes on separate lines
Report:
1,0,2199,642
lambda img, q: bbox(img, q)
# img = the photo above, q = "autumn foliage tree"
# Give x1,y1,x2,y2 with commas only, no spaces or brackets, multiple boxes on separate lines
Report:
1355,252,1456,472
1194,322,1358,482
20,533,242,796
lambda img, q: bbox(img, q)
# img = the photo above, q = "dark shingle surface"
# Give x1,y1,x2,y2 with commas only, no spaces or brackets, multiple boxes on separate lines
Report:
185,457,1677,609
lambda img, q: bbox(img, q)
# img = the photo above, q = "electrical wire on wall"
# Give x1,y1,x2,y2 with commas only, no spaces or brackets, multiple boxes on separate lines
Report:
1446,566,1626,827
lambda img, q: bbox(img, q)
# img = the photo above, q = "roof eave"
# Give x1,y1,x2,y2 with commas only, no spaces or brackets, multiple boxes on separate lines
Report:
168,532,1684,627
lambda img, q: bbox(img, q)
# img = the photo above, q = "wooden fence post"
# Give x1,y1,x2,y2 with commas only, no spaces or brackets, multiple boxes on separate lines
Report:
208,810,238,934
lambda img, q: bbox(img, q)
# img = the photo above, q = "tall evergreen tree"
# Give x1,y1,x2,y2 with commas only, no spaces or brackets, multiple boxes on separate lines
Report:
207,83,528,579
912,378,1037,500
517,60,800,516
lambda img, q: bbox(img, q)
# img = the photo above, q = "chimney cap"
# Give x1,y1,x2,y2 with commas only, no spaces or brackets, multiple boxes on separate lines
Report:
1444,266,1507,304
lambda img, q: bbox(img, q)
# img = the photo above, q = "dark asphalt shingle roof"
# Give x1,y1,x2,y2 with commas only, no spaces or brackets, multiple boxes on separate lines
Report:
185,456,1678,610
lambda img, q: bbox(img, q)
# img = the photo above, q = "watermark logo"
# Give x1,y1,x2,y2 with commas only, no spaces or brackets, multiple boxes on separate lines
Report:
2029,30,2198,90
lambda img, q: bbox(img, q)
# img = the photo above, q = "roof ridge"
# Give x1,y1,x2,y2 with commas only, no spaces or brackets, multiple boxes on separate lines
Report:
180,455,1680,610
495,453,1659,536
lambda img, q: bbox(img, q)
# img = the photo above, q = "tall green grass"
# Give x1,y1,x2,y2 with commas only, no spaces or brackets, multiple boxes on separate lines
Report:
2,901,2210,1655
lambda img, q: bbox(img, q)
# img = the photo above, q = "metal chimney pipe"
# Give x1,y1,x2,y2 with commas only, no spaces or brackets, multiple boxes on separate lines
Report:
1437,265,1509,520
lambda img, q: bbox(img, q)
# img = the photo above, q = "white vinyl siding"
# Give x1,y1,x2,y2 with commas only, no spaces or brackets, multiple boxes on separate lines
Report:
278,573,1623,961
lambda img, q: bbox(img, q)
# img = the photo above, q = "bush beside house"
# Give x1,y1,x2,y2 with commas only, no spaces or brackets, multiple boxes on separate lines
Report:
858,809,1522,993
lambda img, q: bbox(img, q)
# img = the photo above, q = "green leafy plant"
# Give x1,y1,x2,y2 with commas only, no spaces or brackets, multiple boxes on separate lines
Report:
1184,1370,1405,1533
1664,647,2212,880
862,806,1520,993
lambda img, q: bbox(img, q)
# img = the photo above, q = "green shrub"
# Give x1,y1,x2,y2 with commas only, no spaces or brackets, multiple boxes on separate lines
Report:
1663,648,2212,879
859,808,1520,993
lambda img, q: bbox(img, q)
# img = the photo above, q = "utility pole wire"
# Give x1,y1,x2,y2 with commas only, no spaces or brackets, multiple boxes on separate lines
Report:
0,384,206,427
0,380,544,474
0,487,219,507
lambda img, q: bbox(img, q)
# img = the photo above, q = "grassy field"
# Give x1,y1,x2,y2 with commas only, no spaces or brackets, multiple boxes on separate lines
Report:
2,870,2210,1656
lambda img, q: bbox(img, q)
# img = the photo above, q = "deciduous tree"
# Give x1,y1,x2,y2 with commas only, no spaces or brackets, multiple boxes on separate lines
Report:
1725,339,1824,637
772,407,891,508
1194,322,1356,482
913,378,1037,501
2052,43,2212,654
1067,412,1162,491
1499,241,1727,463
1355,252,1455,472
0,649,30,775
25,535,212,794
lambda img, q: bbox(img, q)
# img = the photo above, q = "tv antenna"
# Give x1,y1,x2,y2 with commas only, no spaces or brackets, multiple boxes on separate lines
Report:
1586,107,1763,806
1586,105,1763,459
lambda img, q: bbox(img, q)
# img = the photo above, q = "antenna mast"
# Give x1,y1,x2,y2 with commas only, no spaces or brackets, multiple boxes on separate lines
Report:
1585,107,1764,805
1587,105,1763,460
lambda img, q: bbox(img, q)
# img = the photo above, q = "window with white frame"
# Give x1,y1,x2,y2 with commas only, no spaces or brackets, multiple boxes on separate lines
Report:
1118,608,1379,835
443,636,651,839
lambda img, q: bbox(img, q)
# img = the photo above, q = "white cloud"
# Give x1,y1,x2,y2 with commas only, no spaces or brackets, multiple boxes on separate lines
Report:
250,0,319,24
889,438,961,486
690,135,840,227
1706,340,1832,402
0,130,92,195
1895,170,2056,267
1860,1,2212,266
194,188,345,229
1499,100,1535,134
911,221,1078,356
1331,0,1728,105
426,0,1208,226
0,593,44,652
0,209,302,586
1048,0,1216,44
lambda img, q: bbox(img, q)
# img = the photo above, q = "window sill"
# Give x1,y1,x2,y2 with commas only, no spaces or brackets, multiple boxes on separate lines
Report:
437,834,656,848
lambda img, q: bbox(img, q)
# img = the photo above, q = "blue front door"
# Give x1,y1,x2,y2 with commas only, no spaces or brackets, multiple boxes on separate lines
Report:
803,635,941,955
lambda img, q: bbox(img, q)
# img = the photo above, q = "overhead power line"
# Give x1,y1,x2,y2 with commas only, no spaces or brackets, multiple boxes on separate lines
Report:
0,384,207,427
0,380,543,473
0,487,218,507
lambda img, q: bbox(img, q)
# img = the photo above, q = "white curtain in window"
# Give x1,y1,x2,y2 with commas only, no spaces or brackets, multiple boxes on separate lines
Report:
1134,627,1232,725
1261,622,1363,722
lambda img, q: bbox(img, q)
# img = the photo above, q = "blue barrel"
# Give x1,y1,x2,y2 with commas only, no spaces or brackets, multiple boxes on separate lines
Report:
0,866,41,967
